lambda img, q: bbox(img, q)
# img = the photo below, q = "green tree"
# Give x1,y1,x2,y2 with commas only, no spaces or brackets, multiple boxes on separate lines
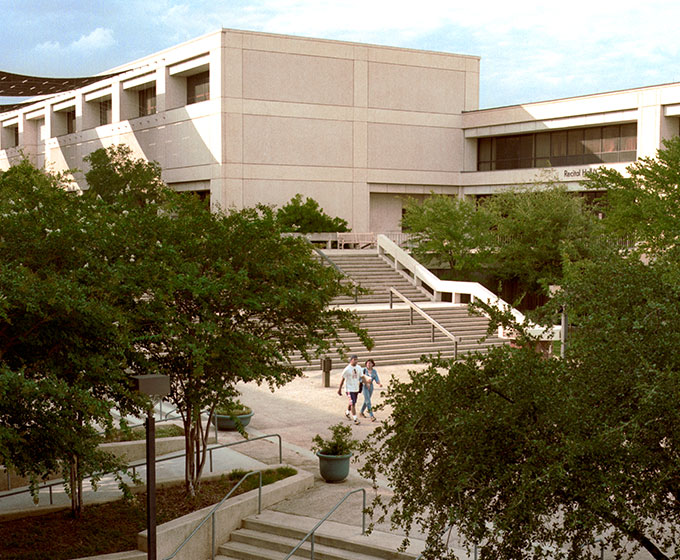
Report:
0,160,141,517
401,187,599,302
483,185,599,291
276,193,349,233
85,147,369,495
361,240,680,560
586,135,680,256
401,194,495,274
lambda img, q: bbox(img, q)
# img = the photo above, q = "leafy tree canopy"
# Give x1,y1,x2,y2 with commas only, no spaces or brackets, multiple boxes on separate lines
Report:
276,193,349,233
82,147,369,494
586,135,680,257
0,159,142,515
363,200,680,559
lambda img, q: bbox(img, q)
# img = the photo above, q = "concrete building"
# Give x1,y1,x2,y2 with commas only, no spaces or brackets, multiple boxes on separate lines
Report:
1,28,680,232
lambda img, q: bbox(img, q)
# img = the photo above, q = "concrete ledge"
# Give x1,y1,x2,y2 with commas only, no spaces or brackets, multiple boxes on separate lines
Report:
101,435,186,463
143,467,314,560
69,465,312,560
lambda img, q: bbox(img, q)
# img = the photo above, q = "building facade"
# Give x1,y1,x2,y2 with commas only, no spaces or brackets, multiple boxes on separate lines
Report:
2,29,680,232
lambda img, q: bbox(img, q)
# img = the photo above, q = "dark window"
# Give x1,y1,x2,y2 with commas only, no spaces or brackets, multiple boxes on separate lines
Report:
66,110,76,134
138,86,157,116
477,124,637,171
99,99,112,126
187,71,210,105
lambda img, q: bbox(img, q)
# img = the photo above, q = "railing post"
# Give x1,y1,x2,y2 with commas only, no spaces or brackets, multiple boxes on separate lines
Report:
211,514,216,560
311,533,315,560
454,340,458,360
431,324,435,342
361,489,366,534
389,290,393,309
410,307,413,325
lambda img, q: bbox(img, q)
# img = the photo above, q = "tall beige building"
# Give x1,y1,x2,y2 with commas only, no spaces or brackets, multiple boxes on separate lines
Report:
2,28,680,232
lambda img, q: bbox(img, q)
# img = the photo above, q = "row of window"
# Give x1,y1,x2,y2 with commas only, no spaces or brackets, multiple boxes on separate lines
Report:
477,123,638,171
1,71,210,145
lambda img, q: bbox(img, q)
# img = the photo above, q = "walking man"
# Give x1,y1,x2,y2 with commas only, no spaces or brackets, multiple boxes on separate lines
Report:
338,354,362,424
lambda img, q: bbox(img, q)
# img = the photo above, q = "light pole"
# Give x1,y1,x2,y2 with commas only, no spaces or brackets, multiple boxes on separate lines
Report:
549,285,567,358
133,374,171,560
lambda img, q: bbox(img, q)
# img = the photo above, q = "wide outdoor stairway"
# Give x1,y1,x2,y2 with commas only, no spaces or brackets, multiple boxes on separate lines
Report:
325,251,430,306
297,305,507,369
216,510,430,560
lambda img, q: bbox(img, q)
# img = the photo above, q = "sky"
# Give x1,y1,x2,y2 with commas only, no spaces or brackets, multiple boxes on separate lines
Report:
3,0,680,109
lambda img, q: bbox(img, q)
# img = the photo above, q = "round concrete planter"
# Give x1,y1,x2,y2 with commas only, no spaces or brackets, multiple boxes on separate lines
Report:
215,411,254,431
316,452,352,482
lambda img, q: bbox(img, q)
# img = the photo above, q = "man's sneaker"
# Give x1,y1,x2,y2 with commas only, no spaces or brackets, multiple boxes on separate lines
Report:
354,419,360,425
371,416,377,422
360,412,367,418
344,410,351,420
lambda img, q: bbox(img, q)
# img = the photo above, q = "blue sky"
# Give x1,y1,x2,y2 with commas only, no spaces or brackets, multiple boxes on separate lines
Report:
3,0,680,109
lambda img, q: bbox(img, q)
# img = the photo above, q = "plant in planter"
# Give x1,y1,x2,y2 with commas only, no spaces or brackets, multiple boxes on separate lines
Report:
214,400,254,431
311,423,359,482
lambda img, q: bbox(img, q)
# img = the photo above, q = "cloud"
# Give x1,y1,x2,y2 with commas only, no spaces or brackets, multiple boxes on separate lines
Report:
35,27,116,55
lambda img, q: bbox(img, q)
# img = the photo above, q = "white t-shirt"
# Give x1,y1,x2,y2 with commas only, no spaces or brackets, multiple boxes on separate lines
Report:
342,364,362,392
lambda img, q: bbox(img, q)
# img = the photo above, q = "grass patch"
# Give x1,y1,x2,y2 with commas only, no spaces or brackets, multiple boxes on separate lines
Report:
101,423,185,443
0,466,296,560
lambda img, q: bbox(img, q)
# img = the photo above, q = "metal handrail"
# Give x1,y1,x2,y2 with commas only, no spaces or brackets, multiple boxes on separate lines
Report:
162,470,263,560
389,287,462,359
283,488,366,559
0,433,283,505
310,244,360,303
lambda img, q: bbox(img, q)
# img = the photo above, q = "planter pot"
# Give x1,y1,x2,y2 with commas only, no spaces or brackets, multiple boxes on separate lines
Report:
215,411,254,431
316,451,352,482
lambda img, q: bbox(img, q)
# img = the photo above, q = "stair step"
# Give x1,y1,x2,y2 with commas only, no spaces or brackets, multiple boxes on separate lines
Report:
221,511,422,560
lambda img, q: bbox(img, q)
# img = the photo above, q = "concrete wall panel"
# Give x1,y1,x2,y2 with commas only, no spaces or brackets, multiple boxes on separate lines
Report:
368,123,457,171
369,63,465,114
243,50,353,106
243,115,353,167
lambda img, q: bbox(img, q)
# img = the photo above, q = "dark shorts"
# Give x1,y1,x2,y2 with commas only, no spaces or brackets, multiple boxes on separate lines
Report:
348,391,359,405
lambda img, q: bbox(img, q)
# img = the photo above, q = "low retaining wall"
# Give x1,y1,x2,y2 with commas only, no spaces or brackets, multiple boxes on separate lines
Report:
74,466,314,560
100,436,186,463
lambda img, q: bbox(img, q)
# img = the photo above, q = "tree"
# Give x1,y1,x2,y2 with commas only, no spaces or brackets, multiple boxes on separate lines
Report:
586,135,680,257
401,194,495,274
401,187,600,302
84,147,370,495
361,237,680,559
276,193,349,233
482,185,599,291
0,160,141,516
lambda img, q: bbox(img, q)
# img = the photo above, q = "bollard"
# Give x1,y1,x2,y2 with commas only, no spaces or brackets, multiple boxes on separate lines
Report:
321,357,332,387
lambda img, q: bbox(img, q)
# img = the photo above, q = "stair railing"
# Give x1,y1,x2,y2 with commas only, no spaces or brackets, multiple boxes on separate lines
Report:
162,470,263,560
309,244,360,303
389,287,461,360
283,488,366,559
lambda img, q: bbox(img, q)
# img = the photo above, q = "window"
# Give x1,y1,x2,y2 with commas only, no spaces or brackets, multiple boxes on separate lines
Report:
477,124,637,171
99,99,112,126
138,86,156,116
187,71,210,104
66,110,76,134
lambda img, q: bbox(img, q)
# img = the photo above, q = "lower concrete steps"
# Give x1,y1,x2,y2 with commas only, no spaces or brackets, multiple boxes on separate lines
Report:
217,510,425,560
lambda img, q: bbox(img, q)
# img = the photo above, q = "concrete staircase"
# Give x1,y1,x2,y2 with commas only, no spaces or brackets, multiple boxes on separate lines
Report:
325,250,429,306
293,250,508,369
216,510,424,559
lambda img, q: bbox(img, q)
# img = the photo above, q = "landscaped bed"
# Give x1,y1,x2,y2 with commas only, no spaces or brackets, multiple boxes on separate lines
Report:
0,466,296,560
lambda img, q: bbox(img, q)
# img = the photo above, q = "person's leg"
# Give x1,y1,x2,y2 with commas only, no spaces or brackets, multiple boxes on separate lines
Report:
345,393,352,419
350,392,359,423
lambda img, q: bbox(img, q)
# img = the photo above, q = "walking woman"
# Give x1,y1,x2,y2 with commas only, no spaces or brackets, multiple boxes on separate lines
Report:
360,359,382,421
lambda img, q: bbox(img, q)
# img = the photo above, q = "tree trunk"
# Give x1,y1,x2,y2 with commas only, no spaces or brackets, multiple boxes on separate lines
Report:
69,455,82,518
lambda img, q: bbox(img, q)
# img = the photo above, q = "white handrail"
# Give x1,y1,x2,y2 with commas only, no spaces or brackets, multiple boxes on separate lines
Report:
377,235,557,340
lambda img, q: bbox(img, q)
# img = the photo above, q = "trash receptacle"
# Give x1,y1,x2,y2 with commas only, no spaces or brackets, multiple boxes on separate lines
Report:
321,357,332,387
